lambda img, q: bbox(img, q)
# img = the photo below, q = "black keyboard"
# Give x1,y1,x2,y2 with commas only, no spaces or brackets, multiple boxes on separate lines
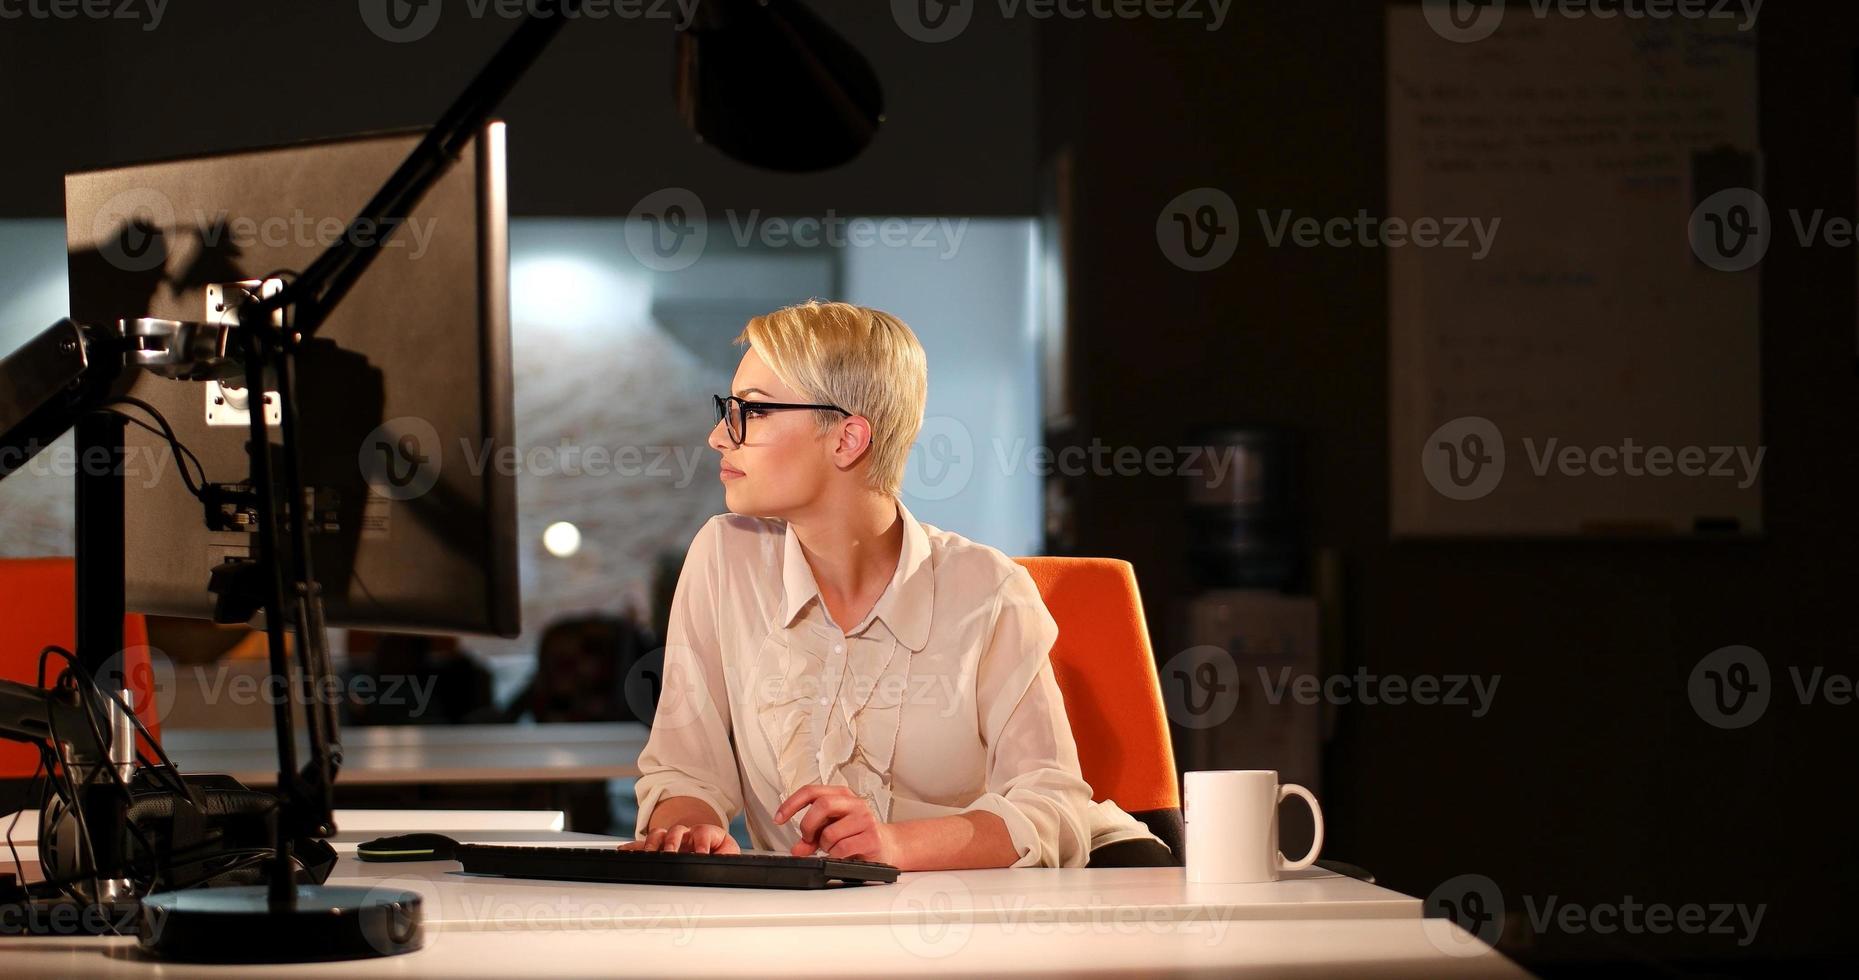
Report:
453,844,900,890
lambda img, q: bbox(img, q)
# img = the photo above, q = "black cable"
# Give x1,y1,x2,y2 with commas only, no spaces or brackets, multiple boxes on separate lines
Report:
42,646,192,891
38,647,101,905
38,646,172,908
104,397,204,481
94,398,207,501
84,658,190,800
111,413,205,498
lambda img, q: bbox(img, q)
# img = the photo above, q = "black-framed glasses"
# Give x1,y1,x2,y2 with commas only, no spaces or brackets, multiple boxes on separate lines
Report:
713,394,851,447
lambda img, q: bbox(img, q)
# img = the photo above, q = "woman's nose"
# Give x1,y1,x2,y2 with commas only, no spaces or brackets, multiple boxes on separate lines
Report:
707,417,732,453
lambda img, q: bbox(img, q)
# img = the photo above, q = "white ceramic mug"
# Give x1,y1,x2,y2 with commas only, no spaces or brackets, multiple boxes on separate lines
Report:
1184,769,1325,883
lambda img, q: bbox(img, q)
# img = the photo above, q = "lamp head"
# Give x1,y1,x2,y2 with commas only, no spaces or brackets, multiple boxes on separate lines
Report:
676,0,884,172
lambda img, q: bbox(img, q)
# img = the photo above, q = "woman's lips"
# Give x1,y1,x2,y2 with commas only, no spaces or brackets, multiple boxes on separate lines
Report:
720,463,745,480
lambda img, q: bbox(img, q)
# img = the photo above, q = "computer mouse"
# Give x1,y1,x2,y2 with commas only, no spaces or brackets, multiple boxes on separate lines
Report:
356,832,462,862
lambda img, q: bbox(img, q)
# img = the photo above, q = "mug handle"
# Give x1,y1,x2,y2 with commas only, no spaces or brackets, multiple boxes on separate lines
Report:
1276,783,1325,872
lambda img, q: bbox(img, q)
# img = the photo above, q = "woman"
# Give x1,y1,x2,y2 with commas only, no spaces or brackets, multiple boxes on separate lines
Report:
625,301,1169,869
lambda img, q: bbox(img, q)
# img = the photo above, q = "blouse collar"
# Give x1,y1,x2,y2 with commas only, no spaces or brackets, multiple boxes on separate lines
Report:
779,498,935,651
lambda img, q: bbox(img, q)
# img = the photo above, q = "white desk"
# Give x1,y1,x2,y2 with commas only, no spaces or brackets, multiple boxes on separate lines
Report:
0,835,1531,978
0,920,1528,978
332,857,1421,929
161,723,650,785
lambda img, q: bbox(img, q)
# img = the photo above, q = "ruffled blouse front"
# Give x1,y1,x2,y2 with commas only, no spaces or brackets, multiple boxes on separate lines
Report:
751,614,914,825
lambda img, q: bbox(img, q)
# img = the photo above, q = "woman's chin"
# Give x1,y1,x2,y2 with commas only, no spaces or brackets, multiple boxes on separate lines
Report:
723,485,797,521
722,484,758,516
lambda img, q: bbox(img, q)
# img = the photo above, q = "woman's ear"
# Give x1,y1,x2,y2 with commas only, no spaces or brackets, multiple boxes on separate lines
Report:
832,415,875,471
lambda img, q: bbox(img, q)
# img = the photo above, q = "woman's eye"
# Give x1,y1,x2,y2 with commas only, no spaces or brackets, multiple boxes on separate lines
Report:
744,408,768,418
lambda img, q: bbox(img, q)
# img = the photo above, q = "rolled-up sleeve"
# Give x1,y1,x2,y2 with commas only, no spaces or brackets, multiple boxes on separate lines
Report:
633,518,745,837
958,566,1096,868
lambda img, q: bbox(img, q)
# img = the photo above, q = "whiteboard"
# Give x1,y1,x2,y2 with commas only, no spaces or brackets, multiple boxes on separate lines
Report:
1388,7,1762,536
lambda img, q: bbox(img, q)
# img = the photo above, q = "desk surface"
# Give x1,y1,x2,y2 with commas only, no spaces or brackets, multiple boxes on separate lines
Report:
1,919,1529,978
329,855,1422,930
161,722,650,785
0,835,1530,978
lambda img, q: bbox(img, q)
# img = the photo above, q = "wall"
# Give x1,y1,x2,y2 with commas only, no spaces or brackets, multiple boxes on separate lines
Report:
843,219,1043,557
1038,4,1858,969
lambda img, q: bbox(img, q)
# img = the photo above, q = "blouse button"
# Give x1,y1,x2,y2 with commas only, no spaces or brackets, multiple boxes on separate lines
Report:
833,643,845,653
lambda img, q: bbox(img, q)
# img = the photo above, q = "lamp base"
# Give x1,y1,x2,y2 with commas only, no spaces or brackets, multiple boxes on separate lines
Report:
138,885,422,963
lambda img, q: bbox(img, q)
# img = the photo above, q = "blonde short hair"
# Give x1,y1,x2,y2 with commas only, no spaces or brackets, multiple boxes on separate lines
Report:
736,301,927,496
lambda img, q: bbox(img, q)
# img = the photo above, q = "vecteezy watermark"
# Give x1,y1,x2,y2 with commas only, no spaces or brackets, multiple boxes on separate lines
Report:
1259,667,1500,718
193,667,439,718
0,0,167,31
90,186,177,273
1424,874,1765,956
625,187,708,272
994,438,1242,485
1157,648,1499,729
193,211,439,261
94,646,178,724
890,0,1231,44
90,187,439,273
0,900,141,936
622,647,717,733
1688,644,1857,730
1258,209,1501,261
451,893,704,938
0,438,181,489
1159,646,1242,730
886,873,1232,959
455,440,714,487
890,873,976,958
1688,187,1769,272
1688,188,1859,273
1423,873,1507,957
624,188,971,272
360,417,444,501
1157,188,1238,272
906,418,1257,501
92,646,438,725
357,420,718,502
354,873,704,954
1421,416,1506,502
753,666,967,720
359,0,699,44
903,416,977,502
725,212,969,260
1421,417,1764,501
1422,0,1761,45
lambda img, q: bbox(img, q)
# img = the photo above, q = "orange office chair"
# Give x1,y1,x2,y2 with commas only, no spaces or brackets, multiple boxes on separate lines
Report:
1014,556,1183,867
0,558,163,780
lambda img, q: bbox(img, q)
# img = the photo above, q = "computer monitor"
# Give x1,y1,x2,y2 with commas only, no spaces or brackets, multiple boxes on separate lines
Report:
63,125,520,637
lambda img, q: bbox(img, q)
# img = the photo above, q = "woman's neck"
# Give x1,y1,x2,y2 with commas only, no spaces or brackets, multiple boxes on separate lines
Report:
787,491,905,626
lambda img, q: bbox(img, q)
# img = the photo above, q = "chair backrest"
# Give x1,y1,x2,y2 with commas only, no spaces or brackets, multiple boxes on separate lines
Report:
0,558,160,779
1013,557,1180,819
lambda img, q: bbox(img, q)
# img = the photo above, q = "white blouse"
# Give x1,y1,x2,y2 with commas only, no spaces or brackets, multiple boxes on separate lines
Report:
633,501,1167,868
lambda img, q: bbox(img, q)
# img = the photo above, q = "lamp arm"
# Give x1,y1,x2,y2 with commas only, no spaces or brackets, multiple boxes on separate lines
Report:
254,0,583,341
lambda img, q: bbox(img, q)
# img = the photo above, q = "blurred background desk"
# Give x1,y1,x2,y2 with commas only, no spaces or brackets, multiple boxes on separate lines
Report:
162,723,651,833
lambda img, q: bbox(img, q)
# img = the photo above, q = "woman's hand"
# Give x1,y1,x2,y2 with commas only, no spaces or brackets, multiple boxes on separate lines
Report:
620,823,741,854
775,784,902,865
